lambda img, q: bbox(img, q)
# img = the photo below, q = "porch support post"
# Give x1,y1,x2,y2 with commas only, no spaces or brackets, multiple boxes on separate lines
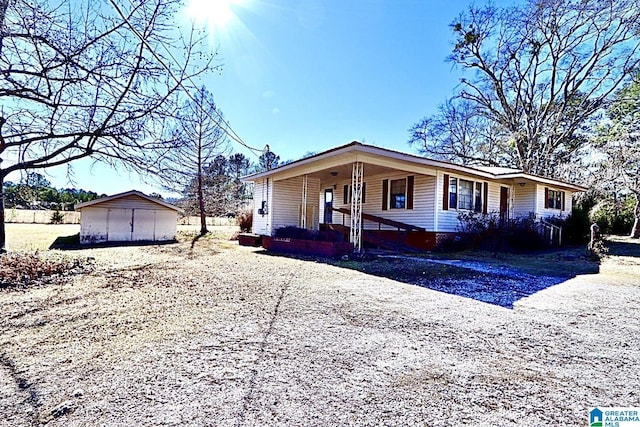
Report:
350,162,364,252
301,174,308,228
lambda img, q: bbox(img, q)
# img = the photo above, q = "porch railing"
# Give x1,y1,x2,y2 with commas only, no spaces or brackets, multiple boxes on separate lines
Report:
536,218,563,247
330,207,425,232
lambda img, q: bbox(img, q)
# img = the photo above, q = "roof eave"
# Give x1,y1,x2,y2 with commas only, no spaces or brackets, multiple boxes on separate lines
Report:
74,190,184,213
498,173,588,192
241,141,501,182
240,141,587,191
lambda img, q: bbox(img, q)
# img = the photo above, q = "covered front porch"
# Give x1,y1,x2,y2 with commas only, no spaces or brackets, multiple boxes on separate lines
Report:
252,147,440,252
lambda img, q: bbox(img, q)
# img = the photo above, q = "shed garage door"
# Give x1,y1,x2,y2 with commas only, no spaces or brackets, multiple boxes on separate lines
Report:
107,208,157,241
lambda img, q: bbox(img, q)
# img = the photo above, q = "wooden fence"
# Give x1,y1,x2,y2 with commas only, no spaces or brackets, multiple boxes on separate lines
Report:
4,209,81,224
4,209,238,226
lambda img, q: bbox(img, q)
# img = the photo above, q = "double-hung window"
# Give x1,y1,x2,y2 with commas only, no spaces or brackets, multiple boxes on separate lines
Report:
382,176,414,210
390,178,406,209
458,179,474,210
546,188,564,210
445,175,485,212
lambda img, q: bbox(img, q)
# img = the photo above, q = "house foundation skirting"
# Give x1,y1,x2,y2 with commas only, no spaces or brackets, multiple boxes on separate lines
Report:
365,231,464,251
262,236,354,257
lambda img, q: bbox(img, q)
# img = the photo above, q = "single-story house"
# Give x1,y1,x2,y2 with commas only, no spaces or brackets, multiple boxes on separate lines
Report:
243,141,587,251
75,190,182,244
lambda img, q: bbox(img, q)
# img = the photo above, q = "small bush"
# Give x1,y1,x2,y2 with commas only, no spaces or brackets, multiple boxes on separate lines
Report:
590,196,636,235
50,210,65,224
273,226,344,242
456,211,547,252
545,210,590,245
587,238,608,261
237,209,253,233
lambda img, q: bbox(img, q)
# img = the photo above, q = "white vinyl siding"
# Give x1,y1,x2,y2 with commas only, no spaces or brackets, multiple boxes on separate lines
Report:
536,184,572,218
486,182,505,214
513,183,537,218
272,176,320,231
332,172,435,231
252,178,272,235
436,172,499,232
249,161,578,238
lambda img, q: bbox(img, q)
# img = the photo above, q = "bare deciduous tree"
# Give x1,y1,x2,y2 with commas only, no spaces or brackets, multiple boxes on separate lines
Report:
157,87,228,235
409,99,513,167
413,0,640,179
0,0,216,251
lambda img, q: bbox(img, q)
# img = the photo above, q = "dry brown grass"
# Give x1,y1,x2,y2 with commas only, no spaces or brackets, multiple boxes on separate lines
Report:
1,227,639,426
5,224,80,252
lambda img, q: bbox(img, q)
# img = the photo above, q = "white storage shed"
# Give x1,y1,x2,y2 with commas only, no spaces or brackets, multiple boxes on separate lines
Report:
75,190,182,244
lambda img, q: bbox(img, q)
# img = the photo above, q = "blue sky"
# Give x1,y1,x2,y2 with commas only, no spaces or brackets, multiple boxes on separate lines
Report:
39,0,516,196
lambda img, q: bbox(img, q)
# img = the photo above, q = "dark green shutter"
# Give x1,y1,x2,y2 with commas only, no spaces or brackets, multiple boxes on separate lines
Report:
382,179,388,210
544,188,549,209
483,182,488,214
407,176,414,210
443,174,449,210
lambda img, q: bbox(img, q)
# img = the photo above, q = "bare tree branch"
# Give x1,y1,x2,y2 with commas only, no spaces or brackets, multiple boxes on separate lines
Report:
414,0,640,179
0,0,219,251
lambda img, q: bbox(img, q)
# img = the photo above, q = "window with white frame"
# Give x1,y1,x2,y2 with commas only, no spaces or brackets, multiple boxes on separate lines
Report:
547,189,564,210
390,178,406,209
458,179,474,210
447,176,484,211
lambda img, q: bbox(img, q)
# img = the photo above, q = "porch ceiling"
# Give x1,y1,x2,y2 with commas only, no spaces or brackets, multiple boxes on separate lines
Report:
304,162,397,184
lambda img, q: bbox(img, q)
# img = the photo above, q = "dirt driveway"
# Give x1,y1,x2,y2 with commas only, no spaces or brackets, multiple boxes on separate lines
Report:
1,231,639,426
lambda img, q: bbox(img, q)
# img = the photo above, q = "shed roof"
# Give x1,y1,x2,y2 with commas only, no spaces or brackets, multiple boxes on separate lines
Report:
74,190,183,212
243,141,587,192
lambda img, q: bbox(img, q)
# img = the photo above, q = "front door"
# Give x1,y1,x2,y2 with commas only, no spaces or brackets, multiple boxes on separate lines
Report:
500,186,509,222
324,189,333,224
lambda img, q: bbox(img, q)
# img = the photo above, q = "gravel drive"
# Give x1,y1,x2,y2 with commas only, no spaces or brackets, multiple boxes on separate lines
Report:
1,236,639,426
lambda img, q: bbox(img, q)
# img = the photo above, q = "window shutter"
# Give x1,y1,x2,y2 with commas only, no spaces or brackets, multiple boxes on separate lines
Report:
443,174,449,210
561,191,566,211
362,183,366,204
407,176,414,210
483,182,488,214
382,179,388,210
343,185,348,204
544,188,549,209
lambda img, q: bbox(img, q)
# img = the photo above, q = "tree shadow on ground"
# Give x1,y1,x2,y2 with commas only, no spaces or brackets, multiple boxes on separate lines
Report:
190,232,207,250
256,247,601,309
605,236,640,257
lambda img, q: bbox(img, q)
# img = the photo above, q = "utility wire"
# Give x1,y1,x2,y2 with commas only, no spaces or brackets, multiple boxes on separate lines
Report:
108,0,265,158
